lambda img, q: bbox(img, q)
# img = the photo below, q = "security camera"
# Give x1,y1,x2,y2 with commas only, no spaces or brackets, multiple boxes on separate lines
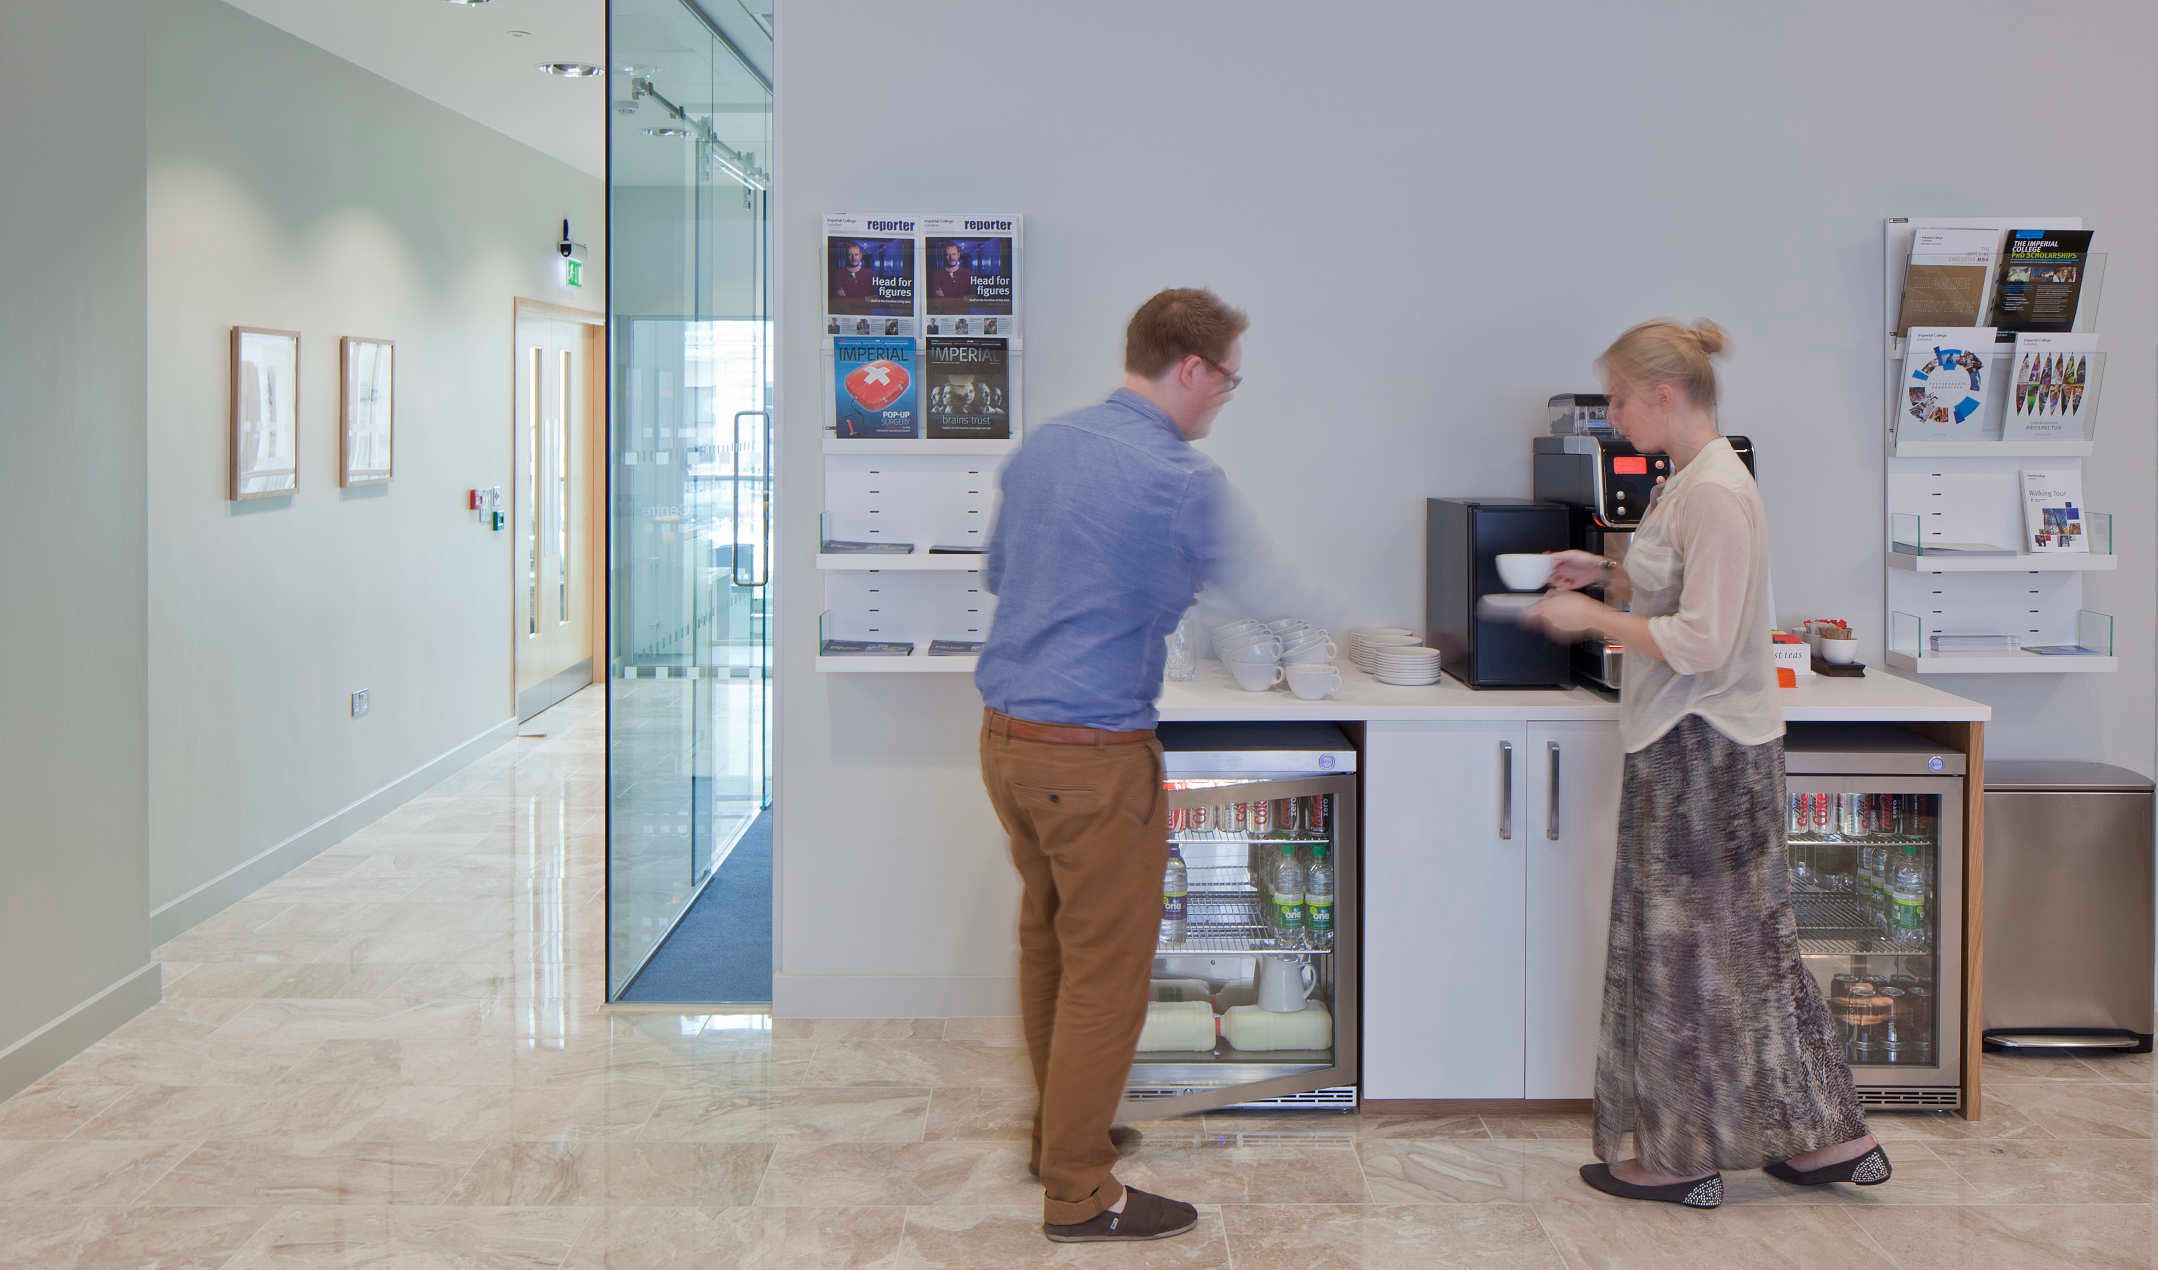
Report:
559,219,575,258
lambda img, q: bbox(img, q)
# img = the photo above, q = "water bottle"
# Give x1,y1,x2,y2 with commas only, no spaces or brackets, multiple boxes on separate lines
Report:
1164,616,1197,682
1857,842,1883,925
1305,844,1334,948
1889,846,1928,945
1270,843,1305,949
1160,844,1188,946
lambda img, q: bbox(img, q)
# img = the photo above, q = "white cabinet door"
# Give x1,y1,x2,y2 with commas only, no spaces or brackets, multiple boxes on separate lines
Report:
1363,720,1527,1099
1524,720,1626,1099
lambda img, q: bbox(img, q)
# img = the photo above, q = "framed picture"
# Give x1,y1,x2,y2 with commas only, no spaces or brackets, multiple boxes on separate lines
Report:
230,326,300,500
340,336,395,486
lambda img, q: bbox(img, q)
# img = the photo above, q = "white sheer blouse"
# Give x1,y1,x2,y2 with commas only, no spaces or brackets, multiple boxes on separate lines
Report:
1617,436,1782,754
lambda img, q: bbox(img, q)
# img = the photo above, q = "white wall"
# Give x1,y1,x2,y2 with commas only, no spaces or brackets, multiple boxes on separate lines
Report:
0,0,159,1098
773,1,2158,1014
144,0,605,930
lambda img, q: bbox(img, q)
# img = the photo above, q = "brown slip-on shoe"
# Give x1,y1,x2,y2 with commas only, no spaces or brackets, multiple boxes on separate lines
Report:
1043,1186,1198,1244
1028,1125,1142,1179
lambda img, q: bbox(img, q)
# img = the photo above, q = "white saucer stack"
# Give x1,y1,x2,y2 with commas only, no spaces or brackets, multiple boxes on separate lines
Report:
1365,644,1443,686
1346,627,1420,674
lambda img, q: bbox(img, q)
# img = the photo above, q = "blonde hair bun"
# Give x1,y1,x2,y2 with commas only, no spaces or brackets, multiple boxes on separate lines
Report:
1598,317,1727,409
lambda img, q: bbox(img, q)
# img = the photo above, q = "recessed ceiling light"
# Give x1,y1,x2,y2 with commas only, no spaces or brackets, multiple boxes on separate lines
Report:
443,0,493,6
507,29,532,39
540,63,604,78
643,127,693,139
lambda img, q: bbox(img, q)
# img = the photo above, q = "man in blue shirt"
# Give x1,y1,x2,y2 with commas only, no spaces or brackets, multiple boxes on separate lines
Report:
977,288,1244,1244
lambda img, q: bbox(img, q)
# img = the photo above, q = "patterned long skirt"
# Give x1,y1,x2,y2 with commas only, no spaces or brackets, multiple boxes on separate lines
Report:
1591,714,1870,1175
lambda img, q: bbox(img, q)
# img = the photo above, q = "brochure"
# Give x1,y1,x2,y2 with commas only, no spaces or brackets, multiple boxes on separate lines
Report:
2025,645,2104,656
2004,333,2099,442
824,213,918,335
1989,229,2095,333
924,338,1013,439
819,638,917,657
833,337,919,438
927,639,985,656
820,538,915,555
1897,227,1998,331
921,214,1020,322
2021,468,2088,553
1898,326,1996,442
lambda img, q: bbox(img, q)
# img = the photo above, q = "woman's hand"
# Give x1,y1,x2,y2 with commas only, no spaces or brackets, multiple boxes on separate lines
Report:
1524,590,1606,641
1544,549,1611,592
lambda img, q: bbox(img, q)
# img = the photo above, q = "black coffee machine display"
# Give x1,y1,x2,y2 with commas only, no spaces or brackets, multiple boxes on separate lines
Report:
1425,498,1571,690
1532,393,1756,692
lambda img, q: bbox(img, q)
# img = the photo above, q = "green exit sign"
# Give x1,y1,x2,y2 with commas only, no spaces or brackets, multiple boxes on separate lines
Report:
563,257,584,289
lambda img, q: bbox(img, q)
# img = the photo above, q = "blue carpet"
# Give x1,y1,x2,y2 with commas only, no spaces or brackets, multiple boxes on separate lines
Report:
620,808,773,1004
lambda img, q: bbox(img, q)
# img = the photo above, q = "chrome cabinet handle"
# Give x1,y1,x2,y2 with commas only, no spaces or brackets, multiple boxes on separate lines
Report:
1499,741,1514,841
1547,741,1562,841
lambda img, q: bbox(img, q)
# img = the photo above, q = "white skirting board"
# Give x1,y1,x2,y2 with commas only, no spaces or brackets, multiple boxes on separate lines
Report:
150,717,517,944
773,973,1020,1019
0,962,161,1104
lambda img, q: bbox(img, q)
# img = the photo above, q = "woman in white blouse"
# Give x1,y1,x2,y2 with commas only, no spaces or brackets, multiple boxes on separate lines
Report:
1527,320,1888,1210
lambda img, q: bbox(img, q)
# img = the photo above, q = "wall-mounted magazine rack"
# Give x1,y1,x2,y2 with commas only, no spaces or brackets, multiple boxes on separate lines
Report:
1888,608,2116,675
1881,216,2118,677
815,602,987,673
1890,511,2114,572
1890,349,2106,453
1884,215,2105,346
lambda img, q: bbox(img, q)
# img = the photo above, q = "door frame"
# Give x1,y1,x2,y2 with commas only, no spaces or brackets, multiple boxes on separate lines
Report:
510,297,607,721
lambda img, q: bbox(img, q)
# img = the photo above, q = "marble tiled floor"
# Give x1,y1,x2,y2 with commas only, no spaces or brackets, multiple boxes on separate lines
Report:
5,687,2158,1266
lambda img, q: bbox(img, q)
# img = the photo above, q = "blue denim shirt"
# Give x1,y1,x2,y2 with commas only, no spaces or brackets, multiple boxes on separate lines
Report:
976,389,1227,731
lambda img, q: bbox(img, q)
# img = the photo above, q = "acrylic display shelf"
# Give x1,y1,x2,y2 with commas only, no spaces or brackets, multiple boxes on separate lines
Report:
1886,609,2117,675
823,436,1017,456
1889,509,2115,574
816,547,987,571
1892,439,2095,459
815,649,979,673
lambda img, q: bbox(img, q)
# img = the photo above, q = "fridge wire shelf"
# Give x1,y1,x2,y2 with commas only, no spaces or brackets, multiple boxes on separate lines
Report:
1161,891,1336,956
1787,833,1936,849
1792,894,1933,957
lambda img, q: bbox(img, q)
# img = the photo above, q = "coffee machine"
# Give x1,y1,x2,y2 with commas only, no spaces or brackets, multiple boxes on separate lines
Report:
1425,497,1571,689
1532,393,1755,691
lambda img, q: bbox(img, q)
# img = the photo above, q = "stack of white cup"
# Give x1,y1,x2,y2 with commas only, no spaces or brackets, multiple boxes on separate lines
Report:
1214,619,1284,692
1214,618,1342,699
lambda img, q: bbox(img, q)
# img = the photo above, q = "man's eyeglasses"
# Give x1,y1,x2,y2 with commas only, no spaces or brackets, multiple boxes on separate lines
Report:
1203,359,1244,392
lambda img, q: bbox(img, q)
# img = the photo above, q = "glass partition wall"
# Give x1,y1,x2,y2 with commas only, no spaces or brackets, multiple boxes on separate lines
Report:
607,0,773,999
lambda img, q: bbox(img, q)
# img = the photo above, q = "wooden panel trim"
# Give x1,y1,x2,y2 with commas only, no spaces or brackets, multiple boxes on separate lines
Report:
1360,1098,1591,1117
1902,719,1985,1121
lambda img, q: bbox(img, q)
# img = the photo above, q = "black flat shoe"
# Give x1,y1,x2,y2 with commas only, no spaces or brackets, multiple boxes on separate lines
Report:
1765,1144,1892,1186
1579,1163,1723,1209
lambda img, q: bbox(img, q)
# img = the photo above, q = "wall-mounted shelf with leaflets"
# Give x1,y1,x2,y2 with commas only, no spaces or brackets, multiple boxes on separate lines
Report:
817,211,1024,673
1889,512,2114,573
1886,609,2117,675
822,437,1018,457
1881,216,2117,677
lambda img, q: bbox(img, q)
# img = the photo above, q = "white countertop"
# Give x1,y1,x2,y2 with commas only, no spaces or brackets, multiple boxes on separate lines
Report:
1157,662,1991,724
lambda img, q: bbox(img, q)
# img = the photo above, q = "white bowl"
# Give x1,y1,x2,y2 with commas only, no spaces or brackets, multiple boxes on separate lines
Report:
1495,553,1554,591
1819,637,1859,665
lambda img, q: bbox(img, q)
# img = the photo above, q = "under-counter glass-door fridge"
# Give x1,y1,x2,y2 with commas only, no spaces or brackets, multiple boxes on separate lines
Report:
1123,723,1359,1118
1785,727,1966,1110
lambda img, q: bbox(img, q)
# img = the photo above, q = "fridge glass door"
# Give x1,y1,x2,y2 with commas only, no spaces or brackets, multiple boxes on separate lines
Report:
1122,773,1358,1119
1784,776,1964,1105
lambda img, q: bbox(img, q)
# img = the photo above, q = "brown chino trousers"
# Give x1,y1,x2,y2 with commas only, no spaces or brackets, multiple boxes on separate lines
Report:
979,709,1167,1225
